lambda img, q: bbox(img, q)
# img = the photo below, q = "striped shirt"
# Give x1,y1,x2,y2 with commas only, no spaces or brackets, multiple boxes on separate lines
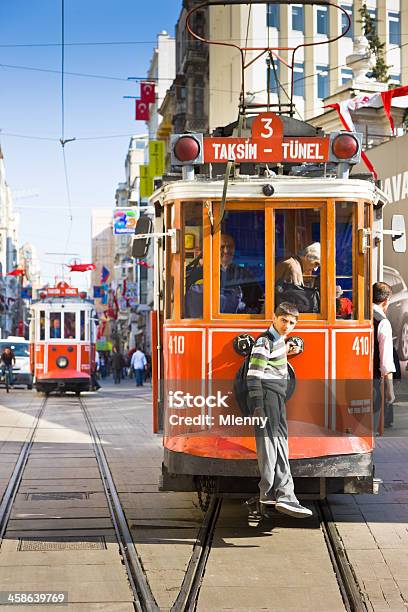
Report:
247,325,288,404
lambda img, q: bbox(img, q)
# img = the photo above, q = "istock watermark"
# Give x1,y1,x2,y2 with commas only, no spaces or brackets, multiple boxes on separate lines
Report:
168,390,230,409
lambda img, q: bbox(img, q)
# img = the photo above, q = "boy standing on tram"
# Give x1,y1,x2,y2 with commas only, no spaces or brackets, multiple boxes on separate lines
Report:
246,302,313,519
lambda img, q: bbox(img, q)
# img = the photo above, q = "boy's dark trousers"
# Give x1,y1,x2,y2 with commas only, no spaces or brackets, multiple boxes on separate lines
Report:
254,387,298,503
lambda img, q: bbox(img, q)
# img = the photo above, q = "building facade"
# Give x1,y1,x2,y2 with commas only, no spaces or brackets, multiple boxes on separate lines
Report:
209,0,405,130
146,31,176,141
0,147,20,337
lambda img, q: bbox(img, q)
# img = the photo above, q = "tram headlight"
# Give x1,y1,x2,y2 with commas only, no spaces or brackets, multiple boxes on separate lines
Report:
170,134,204,166
56,356,69,369
329,132,362,164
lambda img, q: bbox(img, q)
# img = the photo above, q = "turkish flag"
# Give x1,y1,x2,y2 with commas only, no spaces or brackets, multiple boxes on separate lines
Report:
136,99,150,121
7,269,24,276
67,263,96,272
141,82,155,103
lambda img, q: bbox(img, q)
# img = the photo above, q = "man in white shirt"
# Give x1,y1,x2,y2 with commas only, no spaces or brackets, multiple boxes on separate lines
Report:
131,347,147,387
373,282,395,435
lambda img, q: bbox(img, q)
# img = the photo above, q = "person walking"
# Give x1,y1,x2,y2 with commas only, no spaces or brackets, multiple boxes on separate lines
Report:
246,302,313,519
99,353,107,379
111,346,123,385
373,282,395,434
131,347,147,387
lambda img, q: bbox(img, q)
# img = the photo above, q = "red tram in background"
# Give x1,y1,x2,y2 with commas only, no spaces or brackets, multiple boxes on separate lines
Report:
30,282,96,395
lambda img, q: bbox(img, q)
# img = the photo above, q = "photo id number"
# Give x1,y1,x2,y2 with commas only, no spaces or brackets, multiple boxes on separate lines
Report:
0,592,68,605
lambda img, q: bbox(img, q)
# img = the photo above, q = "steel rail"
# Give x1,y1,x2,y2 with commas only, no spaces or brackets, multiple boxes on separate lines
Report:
79,397,159,612
171,496,222,612
0,396,48,542
317,500,367,612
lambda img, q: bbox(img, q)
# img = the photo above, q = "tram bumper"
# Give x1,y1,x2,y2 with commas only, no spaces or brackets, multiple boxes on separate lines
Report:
35,369,91,393
160,448,376,496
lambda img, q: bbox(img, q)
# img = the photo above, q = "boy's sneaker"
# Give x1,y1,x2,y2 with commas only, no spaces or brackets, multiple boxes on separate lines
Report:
259,497,276,505
275,501,313,518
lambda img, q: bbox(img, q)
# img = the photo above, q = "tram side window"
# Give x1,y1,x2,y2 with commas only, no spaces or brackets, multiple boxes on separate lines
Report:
183,202,203,318
39,311,45,341
275,209,321,313
80,311,86,341
50,313,61,339
219,210,265,314
336,202,355,320
64,312,76,339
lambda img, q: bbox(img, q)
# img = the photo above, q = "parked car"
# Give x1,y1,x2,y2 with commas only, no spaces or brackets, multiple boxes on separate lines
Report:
0,337,33,389
383,266,408,361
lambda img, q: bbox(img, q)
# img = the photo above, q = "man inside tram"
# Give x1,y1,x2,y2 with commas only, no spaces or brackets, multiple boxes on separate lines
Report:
219,233,263,314
275,242,320,313
50,315,61,339
185,232,263,316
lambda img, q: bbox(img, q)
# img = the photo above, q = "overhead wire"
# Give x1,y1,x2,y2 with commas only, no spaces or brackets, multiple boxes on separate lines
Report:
59,0,74,268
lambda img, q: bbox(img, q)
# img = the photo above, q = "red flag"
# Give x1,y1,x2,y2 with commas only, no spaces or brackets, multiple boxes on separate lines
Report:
135,260,152,268
67,263,96,272
7,269,24,276
136,100,150,121
141,81,155,103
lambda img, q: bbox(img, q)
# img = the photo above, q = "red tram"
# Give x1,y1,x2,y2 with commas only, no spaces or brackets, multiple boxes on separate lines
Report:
133,0,406,499
30,282,96,395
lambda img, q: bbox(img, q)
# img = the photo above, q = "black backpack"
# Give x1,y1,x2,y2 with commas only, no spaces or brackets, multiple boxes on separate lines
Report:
233,330,274,416
275,281,320,313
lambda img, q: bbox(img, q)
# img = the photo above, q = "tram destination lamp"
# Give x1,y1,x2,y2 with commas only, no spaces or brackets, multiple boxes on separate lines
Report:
170,134,204,180
328,132,363,179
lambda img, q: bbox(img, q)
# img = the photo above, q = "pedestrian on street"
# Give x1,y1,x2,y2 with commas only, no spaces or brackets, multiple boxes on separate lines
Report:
246,302,313,519
100,353,107,379
131,347,147,387
111,346,124,385
373,282,395,434
127,348,136,378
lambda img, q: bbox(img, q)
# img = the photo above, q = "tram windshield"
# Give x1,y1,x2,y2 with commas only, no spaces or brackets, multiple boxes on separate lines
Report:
219,210,264,314
48,311,77,340
184,202,204,318
169,197,370,322
275,208,321,314
64,312,76,339
336,202,355,320
50,313,62,339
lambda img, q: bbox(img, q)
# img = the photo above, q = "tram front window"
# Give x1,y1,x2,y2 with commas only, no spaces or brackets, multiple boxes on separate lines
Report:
336,202,355,320
39,310,45,341
219,210,264,314
50,313,61,339
64,312,76,339
183,202,204,318
275,209,321,313
80,311,86,341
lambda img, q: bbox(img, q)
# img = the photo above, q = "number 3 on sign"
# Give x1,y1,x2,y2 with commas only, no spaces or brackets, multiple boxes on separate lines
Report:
260,118,274,138
352,336,369,356
168,335,185,354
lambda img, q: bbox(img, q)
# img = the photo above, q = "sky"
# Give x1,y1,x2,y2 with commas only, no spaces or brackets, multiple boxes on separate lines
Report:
0,0,181,288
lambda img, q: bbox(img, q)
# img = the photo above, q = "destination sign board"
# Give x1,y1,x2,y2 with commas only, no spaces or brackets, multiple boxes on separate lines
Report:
203,112,330,164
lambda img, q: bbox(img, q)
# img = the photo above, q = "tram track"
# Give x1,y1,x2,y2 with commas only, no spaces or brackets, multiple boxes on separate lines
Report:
78,396,159,612
0,392,371,612
317,500,367,612
0,396,48,543
171,495,222,612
